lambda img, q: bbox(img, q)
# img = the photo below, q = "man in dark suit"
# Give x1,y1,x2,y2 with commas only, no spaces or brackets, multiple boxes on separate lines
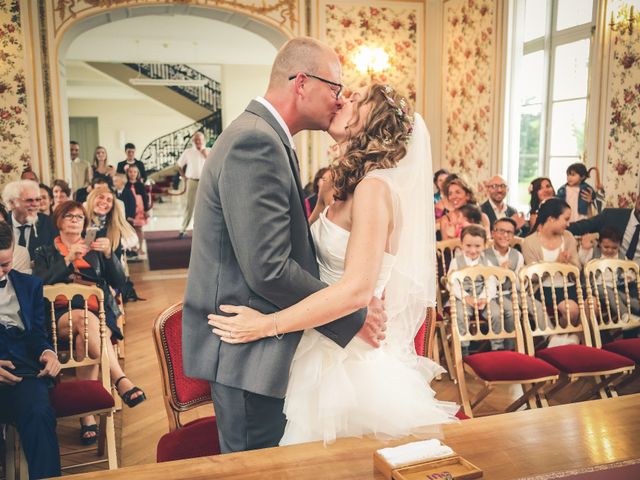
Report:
481,175,526,234
568,194,640,265
182,37,386,453
113,173,136,220
0,222,61,479
116,143,147,182
2,180,56,259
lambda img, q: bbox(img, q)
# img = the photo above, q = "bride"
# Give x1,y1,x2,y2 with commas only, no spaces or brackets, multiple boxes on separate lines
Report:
209,83,458,444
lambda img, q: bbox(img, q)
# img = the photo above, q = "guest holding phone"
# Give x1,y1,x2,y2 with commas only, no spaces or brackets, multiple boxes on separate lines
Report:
0,222,62,479
33,201,146,445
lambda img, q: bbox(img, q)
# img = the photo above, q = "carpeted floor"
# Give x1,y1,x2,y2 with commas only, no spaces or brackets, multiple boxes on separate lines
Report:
145,230,192,270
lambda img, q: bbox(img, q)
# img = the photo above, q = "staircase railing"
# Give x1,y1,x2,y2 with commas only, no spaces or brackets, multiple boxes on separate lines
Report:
125,63,221,111
139,112,221,173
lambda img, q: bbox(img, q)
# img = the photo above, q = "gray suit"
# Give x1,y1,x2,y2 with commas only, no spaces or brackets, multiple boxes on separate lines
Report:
182,100,366,452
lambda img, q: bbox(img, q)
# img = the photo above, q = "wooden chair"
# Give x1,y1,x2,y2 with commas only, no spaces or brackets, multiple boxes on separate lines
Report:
448,265,560,417
584,259,640,388
433,239,460,380
153,302,221,462
519,263,635,402
414,307,437,359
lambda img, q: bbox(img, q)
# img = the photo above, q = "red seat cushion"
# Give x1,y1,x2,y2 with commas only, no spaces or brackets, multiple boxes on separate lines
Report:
464,350,560,381
603,339,640,363
156,416,221,462
49,380,115,417
414,322,426,357
455,409,470,420
536,344,635,374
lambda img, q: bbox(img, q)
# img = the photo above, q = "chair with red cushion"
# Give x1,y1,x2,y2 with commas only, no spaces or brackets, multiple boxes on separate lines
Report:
519,263,635,402
153,302,221,463
44,283,118,471
414,307,437,358
448,266,560,418
584,259,640,389
433,239,460,381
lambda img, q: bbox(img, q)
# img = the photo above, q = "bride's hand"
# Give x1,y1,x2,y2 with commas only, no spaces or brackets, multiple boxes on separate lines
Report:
207,305,273,344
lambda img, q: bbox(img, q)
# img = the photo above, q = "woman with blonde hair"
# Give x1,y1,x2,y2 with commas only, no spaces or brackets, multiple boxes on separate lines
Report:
85,188,138,258
92,146,115,187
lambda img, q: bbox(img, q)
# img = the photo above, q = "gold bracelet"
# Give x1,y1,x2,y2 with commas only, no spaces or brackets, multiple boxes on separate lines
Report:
273,313,284,340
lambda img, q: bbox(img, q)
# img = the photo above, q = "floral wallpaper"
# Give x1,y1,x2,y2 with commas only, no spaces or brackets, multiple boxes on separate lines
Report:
442,0,495,197
323,2,421,103
605,26,640,208
0,0,30,187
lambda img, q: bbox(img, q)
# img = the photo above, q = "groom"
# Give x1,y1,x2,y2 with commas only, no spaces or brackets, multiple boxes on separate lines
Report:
182,37,387,453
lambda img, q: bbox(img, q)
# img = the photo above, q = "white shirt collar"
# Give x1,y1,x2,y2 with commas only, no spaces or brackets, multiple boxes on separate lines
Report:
255,97,296,150
11,213,28,228
489,199,506,214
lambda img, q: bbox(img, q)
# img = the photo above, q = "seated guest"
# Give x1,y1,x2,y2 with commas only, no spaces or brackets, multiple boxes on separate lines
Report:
481,175,526,234
74,176,111,204
522,198,581,346
579,226,639,324
568,193,640,266
433,168,449,222
528,177,555,231
304,167,330,216
86,188,138,260
0,222,61,479
448,225,510,354
51,179,71,212
2,180,56,259
124,165,150,256
440,177,490,240
0,203,31,274
39,184,54,216
33,201,146,445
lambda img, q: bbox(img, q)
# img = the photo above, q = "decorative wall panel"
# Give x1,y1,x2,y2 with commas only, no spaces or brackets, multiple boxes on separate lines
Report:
604,27,640,208
0,0,30,187
442,0,495,197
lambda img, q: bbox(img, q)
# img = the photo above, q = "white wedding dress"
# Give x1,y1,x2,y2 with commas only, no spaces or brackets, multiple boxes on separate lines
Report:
279,204,459,445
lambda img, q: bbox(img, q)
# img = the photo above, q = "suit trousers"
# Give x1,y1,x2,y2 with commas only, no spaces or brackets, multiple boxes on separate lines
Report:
180,178,199,232
0,377,61,479
210,381,286,453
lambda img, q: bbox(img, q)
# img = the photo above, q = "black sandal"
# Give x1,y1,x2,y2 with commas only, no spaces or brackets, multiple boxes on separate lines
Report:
114,375,147,408
80,423,98,446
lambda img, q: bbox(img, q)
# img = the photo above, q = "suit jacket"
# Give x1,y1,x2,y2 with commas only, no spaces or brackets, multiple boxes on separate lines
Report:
480,200,518,231
116,188,137,220
182,100,366,399
7,213,56,259
568,208,633,237
0,270,52,371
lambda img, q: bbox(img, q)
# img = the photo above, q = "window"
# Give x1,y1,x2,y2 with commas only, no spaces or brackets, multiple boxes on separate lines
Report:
505,0,597,211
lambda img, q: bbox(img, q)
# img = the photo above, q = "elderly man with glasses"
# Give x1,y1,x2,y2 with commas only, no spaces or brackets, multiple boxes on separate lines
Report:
1,180,56,260
481,175,526,235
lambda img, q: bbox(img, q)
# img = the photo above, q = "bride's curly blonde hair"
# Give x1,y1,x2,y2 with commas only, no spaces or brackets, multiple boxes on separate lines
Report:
331,83,413,201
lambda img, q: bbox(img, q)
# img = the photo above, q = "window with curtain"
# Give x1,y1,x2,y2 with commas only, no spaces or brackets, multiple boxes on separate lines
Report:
505,0,597,211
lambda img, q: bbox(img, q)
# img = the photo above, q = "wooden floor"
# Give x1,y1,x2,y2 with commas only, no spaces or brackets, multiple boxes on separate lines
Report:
29,260,640,475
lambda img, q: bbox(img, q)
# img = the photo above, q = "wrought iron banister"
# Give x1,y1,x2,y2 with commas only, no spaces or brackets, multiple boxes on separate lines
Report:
125,63,221,112
140,112,221,173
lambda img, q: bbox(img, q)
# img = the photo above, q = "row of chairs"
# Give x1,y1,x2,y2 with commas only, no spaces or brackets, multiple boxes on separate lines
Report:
433,244,640,417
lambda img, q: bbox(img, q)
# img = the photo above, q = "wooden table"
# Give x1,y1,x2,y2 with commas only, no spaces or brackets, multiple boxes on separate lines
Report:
69,394,640,479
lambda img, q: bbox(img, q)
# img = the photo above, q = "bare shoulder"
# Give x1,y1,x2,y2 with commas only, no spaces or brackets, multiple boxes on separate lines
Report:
353,176,392,203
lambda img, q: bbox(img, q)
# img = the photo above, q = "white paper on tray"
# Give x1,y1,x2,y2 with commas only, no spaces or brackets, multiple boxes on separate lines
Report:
376,439,454,468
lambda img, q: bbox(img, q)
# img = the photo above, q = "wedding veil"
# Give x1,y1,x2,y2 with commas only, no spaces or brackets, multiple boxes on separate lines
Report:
366,113,437,361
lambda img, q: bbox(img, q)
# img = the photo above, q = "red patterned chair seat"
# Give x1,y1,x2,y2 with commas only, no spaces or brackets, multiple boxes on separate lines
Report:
157,416,221,463
464,350,560,381
536,344,635,374
603,339,640,363
49,380,115,417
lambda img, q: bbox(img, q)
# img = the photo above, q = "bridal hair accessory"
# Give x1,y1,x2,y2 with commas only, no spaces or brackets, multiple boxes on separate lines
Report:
381,85,414,144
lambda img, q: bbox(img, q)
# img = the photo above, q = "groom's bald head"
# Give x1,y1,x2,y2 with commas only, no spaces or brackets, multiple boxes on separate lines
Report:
268,37,340,89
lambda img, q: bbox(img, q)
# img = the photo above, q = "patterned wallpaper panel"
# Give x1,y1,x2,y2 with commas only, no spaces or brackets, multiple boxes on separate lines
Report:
442,0,495,197
0,0,30,187
604,27,640,208
322,1,422,103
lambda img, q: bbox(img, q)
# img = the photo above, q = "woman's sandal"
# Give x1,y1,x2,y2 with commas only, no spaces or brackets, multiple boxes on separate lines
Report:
114,375,147,408
80,422,98,446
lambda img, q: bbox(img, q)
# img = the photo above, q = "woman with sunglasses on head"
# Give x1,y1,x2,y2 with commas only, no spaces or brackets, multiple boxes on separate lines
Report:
33,201,146,445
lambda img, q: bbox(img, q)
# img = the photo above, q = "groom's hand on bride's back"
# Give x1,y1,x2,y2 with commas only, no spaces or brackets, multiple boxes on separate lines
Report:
356,296,387,348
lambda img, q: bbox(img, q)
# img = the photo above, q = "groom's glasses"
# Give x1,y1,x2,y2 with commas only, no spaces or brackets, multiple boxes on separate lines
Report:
288,73,343,99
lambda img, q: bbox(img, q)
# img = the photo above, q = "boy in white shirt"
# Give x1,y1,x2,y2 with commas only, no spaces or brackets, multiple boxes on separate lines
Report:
448,225,506,355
